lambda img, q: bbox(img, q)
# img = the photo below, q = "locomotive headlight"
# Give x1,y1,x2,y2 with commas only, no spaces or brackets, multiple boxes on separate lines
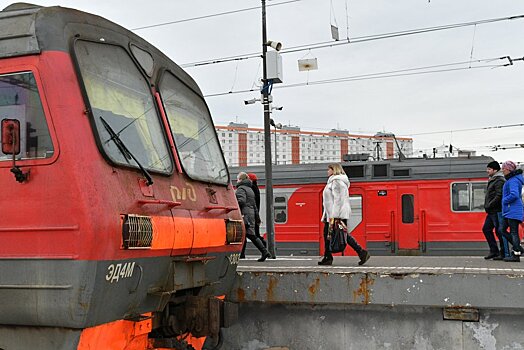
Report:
225,219,244,244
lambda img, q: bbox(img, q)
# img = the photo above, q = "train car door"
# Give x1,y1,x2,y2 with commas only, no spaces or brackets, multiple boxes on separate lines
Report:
397,186,419,250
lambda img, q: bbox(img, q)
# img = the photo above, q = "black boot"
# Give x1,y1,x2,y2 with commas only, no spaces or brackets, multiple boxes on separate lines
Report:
240,238,247,259
358,250,370,266
253,238,271,262
504,255,520,262
318,253,333,265
493,253,504,261
484,252,498,260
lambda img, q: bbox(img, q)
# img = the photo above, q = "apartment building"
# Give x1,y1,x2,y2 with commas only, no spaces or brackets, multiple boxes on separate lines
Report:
216,122,413,167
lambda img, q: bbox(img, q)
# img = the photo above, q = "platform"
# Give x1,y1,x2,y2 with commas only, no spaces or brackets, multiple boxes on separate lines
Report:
229,255,524,309
222,255,524,349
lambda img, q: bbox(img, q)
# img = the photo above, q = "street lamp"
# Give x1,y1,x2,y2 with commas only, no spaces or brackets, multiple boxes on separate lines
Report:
270,118,282,165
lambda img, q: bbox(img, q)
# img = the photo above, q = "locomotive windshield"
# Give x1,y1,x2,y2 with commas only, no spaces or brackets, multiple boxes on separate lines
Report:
0,72,54,161
159,72,228,185
74,40,173,174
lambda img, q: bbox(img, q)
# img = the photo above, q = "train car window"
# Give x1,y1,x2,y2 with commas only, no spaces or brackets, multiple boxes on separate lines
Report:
452,183,470,211
401,194,414,223
373,164,388,178
274,196,287,223
393,169,410,177
159,72,228,185
74,41,172,173
451,182,486,212
0,72,54,161
471,183,487,211
344,165,364,178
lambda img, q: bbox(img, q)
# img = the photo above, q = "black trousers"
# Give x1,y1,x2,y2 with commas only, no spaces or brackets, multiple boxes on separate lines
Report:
322,220,363,257
241,224,268,257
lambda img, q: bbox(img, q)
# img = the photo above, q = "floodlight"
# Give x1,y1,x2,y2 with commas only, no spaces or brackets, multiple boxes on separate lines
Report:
266,40,282,51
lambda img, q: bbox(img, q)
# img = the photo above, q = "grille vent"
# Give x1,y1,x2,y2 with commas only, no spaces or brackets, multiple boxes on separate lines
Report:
122,214,153,249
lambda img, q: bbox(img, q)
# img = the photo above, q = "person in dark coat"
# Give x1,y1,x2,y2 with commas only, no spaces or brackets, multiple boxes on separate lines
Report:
247,173,267,248
500,161,524,262
482,161,509,260
236,172,271,262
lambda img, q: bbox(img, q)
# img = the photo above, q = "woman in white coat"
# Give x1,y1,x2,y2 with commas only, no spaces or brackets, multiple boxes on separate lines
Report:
319,163,370,266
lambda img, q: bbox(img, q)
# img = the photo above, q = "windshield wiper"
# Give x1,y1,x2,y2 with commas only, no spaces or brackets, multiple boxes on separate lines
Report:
100,116,153,186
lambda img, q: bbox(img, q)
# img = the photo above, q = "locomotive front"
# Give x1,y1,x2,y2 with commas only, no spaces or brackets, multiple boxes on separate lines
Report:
0,3,242,349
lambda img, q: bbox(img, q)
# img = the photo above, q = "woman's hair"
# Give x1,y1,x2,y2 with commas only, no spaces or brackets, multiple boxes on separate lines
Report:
328,163,346,176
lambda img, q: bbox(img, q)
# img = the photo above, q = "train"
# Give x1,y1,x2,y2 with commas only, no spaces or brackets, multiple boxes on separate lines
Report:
234,156,500,257
0,3,243,350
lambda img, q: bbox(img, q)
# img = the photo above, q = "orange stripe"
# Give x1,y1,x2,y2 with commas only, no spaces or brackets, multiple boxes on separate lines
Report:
149,215,227,252
191,218,226,249
173,216,194,251
150,216,175,250
78,314,152,350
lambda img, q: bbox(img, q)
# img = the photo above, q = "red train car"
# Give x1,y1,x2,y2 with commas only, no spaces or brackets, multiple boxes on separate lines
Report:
235,156,498,257
0,4,243,350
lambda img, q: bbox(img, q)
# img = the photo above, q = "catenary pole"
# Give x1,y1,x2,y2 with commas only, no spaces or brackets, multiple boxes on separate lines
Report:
262,0,276,258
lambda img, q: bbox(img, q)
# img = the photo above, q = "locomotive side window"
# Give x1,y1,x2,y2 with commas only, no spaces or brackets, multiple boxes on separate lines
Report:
74,41,173,173
274,196,287,223
344,165,365,178
451,182,487,212
159,72,228,185
373,164,388,178
401,194,414,223
393,169,410,177
0,72,53,161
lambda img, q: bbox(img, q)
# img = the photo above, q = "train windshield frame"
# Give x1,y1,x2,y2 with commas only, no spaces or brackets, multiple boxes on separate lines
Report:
158,71,229,185
73,40,173,174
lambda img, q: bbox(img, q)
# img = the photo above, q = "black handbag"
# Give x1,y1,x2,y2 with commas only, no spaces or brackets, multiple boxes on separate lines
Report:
328,219,348,253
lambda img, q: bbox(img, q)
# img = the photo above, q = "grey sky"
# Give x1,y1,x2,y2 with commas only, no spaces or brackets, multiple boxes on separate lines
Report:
7,1,524,161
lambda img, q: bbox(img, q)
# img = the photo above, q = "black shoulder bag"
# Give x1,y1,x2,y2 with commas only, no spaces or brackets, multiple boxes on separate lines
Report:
328,219,348,253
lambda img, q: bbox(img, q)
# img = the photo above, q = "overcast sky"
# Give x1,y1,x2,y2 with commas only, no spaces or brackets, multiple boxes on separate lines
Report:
8,1,524,162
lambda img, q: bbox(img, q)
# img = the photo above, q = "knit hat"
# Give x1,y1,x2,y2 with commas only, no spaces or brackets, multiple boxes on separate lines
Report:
502,160,517,172
486,161,500,171
247,173,258,181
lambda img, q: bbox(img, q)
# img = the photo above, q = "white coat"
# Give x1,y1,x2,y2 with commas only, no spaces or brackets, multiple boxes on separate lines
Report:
321,174,351,222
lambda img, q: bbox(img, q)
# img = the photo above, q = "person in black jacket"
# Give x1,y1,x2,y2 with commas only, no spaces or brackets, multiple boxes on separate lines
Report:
482,161,509,260
236,172,271,262
247,173,267,248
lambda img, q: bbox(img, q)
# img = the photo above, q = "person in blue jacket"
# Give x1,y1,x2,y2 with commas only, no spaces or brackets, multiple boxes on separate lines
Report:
500,160,524,262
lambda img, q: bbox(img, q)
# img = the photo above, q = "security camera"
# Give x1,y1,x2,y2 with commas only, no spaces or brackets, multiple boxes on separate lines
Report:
244,98,258,105
266,40,282,51
274,106,283,111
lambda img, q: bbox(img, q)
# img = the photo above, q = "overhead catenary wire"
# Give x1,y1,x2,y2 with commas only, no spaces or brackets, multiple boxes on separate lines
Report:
130,0,303,31
203,56,512,97
404,122,524,136
180,14,524,68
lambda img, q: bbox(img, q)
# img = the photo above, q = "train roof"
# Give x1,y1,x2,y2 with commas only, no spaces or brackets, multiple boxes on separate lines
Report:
0,3,203,96
231,156,494,186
